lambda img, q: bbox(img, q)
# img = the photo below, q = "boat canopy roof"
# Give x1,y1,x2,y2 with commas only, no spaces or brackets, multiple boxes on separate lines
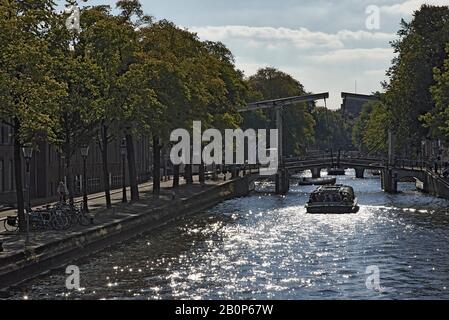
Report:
312,185,355,197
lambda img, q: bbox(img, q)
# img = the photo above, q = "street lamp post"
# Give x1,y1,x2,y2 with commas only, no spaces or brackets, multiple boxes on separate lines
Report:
22,145,33,245
80,145,89,213
120,138,128,203
61,154,66,183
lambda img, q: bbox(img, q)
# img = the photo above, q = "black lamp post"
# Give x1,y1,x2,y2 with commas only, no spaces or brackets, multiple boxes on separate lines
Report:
120,138,128,203
80,145,89,213
22,145,33,209
22,145,33,245
61,154,66,181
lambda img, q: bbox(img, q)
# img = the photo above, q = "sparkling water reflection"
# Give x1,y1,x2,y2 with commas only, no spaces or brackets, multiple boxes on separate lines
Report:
5,170,449,300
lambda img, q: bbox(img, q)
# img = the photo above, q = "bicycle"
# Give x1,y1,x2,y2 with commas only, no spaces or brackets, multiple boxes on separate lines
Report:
3,211,54,232
67,202,91,227
52,202,90,228
27,208,54,231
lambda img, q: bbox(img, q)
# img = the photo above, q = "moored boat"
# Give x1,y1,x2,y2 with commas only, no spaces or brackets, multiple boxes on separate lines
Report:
327,167,346,176
306,185,359,214
297,177,337,186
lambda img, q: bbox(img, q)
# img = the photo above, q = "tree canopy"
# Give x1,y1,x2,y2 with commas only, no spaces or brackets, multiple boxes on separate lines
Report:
244,67,315,156
383,5,449,153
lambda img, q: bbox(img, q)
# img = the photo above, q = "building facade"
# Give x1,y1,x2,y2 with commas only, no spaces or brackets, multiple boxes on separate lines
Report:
0,123,15,205
0,121,152,206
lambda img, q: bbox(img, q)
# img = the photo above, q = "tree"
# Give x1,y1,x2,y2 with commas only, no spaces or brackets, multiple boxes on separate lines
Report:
362,102,390,154
79,3,158,204
352,103,374,152
43,8,107,204
351,101,390,155
422,44,449,141
197,41,247,183
246,67,315,156
0,0,66,231
384,5,449,155
139,20,199,192
139,21,247,192
312,108,352,152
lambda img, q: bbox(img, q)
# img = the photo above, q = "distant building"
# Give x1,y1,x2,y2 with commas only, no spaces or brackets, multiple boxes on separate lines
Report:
341,99,368,118
341,92,380,119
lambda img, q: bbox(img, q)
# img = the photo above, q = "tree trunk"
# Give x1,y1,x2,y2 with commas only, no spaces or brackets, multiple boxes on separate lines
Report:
13,120,25,232
199,162,205,184
185,164,193,185
125,133,139,201
199,143,205,184
153,136,161,198
173,164,180,188
100,124,112,208
65,155,74,205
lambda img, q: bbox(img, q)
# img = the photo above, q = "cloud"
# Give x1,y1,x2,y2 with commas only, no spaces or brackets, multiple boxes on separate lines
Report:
364,69,388,76
188,24,397,109
235,59,270,76
189,25,396,51
380,0,449,16
310,48,395,63
190,25,345,50
335,30,395,42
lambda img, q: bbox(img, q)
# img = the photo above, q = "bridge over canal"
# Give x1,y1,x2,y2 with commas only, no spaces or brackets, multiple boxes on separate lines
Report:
249,154,446,197
239,92,449,198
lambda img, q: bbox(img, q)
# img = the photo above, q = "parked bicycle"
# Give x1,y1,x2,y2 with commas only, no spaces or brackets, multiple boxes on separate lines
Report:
27,207,62,231
53,202,91,228
3,201,92,233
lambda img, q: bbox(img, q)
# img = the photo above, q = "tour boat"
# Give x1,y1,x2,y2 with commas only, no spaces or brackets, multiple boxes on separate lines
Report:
297,177,337,186
306,185,359,214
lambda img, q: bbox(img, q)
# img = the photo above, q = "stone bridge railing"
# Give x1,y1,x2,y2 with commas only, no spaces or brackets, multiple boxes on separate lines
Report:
284,156,434,172
283,156,386,170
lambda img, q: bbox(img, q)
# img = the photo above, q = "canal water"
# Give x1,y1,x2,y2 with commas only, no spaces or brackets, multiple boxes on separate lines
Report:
5,170,449,300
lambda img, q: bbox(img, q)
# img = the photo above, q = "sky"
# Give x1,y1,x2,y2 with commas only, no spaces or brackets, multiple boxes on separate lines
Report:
59,0,449,109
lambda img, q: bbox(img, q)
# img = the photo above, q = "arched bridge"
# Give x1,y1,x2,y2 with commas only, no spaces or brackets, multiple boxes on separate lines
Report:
262,154,432,195
284,156,385,178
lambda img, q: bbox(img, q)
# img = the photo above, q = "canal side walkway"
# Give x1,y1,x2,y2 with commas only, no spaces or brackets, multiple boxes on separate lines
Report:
0,179,163,233
0,173,251,289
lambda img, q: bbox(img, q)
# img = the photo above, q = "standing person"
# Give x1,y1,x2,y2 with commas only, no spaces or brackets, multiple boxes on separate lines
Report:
57,181,68,203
